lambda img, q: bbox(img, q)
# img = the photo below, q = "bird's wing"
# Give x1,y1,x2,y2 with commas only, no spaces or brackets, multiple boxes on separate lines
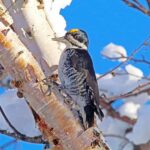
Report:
69,48,103,119
70,49,98,97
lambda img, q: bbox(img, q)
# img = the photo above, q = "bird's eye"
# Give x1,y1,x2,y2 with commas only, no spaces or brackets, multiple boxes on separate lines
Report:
74,34,84,43
74,34,79,40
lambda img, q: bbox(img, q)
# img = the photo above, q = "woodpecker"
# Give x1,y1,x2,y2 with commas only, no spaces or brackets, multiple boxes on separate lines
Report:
53,29,104,129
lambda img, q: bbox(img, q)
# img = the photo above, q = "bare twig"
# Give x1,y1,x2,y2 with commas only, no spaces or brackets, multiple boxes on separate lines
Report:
147,0,150,9
133,0,145,9
122,0,150,15
0,129,46,144
98,36,150,80
100,99,136,125
102,55,150,66
103,82,150,102
99,81,150,124
0,106,47,144
114,72,150,81
0,106,22,135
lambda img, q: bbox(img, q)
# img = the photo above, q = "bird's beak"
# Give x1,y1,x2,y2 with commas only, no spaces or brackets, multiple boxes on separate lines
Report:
52,36,66,43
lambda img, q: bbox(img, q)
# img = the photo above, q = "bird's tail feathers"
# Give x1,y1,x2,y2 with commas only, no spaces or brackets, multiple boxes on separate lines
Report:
96,107,104,121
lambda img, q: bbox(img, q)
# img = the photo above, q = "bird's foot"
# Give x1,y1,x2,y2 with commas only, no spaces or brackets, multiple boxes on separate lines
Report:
64,97,74,107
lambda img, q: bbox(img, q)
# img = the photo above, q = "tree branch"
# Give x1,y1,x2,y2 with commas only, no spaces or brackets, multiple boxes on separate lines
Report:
0,130,46,144
114,72,150,81
99,82,150,125
100,99,136,125
0,106,48,144
103,82,150,102
102,55,150,66
122,0,150,15
146,0,150,9
98,36,150,80
0,106,23,135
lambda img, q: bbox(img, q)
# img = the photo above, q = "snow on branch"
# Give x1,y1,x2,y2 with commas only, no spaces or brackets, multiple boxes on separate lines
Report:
102,55,150,66
101,43,127,62
98,32,150,149
100,99,136,125
98,36,150,80
104,82,150,102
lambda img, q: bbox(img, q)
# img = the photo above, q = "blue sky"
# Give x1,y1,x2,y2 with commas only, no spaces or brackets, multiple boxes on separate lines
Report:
0,1,150,149
62,0,150,75
0,134,43,150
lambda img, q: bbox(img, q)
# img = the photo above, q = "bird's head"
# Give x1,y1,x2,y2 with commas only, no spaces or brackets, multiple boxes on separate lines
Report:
52,29,89,49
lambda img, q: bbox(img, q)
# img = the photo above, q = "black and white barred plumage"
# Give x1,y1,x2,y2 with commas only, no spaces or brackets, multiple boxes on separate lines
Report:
54,29,104,129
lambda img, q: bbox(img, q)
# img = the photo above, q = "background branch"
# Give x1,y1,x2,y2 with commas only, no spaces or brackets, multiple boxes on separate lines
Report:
0,106,47,144
147,0,150,9
98,36,150,79
103,82,150,102
100,99,136,125
102,55,150,66
122,0,150,15
0,130,46,144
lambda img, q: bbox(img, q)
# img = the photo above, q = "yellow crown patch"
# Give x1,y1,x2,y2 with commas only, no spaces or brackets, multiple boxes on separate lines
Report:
69,29,79,33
